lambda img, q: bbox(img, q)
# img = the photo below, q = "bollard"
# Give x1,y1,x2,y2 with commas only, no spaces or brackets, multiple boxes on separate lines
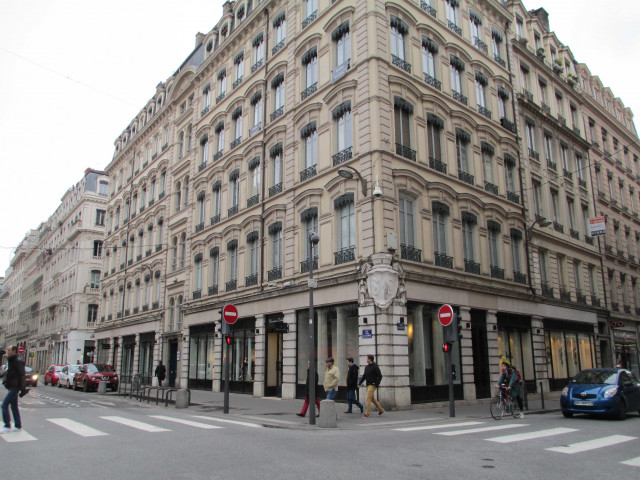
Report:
318,399,337,428
97,381,108,394
175,389,189,409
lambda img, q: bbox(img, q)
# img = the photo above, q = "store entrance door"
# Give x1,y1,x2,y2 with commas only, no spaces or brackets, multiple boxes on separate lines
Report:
471,310,491,398
168,340,178,388
266,331,283,397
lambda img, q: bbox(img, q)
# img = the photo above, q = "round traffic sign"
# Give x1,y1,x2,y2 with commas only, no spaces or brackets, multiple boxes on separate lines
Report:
438,304,454,327
222,304,238,324
17,346,25,354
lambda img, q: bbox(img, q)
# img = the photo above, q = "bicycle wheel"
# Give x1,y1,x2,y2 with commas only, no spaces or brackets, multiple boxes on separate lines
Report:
490,397,506,420
509,399,519,418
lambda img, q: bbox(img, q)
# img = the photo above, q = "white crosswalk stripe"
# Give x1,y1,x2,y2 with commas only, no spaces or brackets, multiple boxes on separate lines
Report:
190,415,263,428
620,456,640,467
487,427,578,443
149,415,223,429
0,430,37,442
394,421,485,432
546,435,637,454
435,424,527,436
100,415,171,432
47,418,108,437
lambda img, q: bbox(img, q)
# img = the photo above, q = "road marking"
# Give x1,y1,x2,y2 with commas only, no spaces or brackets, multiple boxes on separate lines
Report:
621,456,640,467
487,427,578,443
191,415,263,428
92,401,116,406
149,415,223,429
0,430,37,442
546,435,637,454
436,424,527,436
48,418,108,437
100,416,171,432
394,421,485,432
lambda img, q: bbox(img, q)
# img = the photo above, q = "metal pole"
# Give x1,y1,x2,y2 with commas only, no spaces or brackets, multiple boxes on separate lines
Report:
308,232,318,425
447,348,455,417
224,334,230,414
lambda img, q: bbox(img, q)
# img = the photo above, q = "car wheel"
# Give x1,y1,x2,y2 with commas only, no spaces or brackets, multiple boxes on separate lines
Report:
73,381,78,391
83,381,90,393
44,378,48,386
57,380,62,388
68,381,73,389
616,401,627,420
562,410,573,418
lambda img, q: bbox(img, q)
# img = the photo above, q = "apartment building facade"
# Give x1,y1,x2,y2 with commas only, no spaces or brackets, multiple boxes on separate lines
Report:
93,0,637,408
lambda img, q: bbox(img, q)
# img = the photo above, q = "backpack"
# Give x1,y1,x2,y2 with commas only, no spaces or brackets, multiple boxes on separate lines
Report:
511,366,522,383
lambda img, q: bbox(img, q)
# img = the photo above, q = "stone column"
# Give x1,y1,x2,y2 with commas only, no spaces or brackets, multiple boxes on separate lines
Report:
281,310,297,399
153,332,162,382
336,306,346,386
486,310,499,385
410,305,425,386
179,327,189,389
133,333,141,377
459,306,476,400
531,315,548,393
253,314,266,397
212,331,223,393
114,336,122,373
317,309,327,374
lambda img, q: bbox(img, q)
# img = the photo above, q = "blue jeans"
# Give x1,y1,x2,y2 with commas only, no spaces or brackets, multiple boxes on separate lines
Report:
346,389,363,412
2,388,21,429
326,389,337,400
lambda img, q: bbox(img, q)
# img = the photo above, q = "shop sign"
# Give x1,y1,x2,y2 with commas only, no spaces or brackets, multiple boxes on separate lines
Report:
397,323,405,331
610,320,625,329
613,330,637,343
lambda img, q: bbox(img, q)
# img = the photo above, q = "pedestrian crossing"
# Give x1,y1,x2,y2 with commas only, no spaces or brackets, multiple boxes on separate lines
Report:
393,421,639,468
0,414,262,443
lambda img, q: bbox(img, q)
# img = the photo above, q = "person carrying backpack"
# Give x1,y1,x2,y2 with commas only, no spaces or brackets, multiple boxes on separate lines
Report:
358,354,384,418
499,361,524,418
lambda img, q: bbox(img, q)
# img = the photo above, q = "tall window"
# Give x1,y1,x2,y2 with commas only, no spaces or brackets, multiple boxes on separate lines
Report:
178,132,184,157
215,122,225,154
96,209,105,226
179,233,186,269
269,224,282,271
197,192,206,227
90,270,101,288
156,219,163,250
427,115,443,162
93,240,103,257
203,84,211,111
273,74,285,111
195,255,203,292
567,198,575,229
211,182,221,221
251,91,262,129
504,155,516,194
335,194,355,256
334,22,350,68
422,38,437,81
270,143,283,190
228,242,238,283
488,222,501,268
446,0,459,27
390,16,407,60
450,57,464,96
249,159,260,198
230,171,240,208
87,305,98,324
160,171,166,196
273,12,286,46
551,190,560,223
253,33,264,65
394,97,413,149
98,180,108,196
533,182,543,216
334,101,352,154
432,202,449,256
526,123,537,154
234,52,244,83
511,229,523,275
217,70,227,98
462,212,476,263
399,194,416,248
492,29,503,61
302,47,318,90
302,122,317,168
456,129,470,174
498,87,509,120
154,273,161,303
469,11,482,48
481,142,494,185
200,136,209,166
304,0,317,20
303,209,319,262
561,144,570,172
210,248,219,290
175,181,182,212
232,107,243,141
544,134,554,163
516,17,524,38
475,72,488,110
248,234,259,277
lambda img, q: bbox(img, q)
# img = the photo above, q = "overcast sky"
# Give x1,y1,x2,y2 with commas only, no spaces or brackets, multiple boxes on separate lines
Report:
1,0,639,276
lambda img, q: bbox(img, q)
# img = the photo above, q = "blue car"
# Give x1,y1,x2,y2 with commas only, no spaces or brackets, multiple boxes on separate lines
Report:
561,368,640,420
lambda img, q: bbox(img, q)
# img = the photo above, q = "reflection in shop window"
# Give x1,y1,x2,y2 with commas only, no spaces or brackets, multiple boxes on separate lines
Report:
497,327,534,382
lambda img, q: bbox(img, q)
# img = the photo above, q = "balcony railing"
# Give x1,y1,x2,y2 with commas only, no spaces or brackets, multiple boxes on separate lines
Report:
547,159,557,171
146,249,152,257
216,92,226,104
228,205,239,217
233,76,243,89
269,183,283,197
478,105,492,119
251,59,263,73
490,265,505,279
585,235,594,245
452,90,468,105
270,106,284,122
557,114,566,125
201,106,209,117
213,150,223,161
528,148,540,161
300,164,317,182
541,282,554,298
560,288,572,302
591,295,601,307
302,10,317,28
225,279,237,291
611,302,619,311
332,146,352,166
272,39,285,56
624,305,631,314
458,171,474,185
429,157,447,174
424,73,441,90
523,89,534,102
434,252,454,269
268,267,282,281
420,1,436,17
195,222,205,233
247,194,259,208
484,181,498,195
576,291,588,305
210,214,221,226
133,307,139,314
245,273,258,287
494,55,506,67
391,55,411,73
569,229,580,240
507,191,520,204
553,222,564,233
208,285,218,296
464,259,481,274
152,301,159,310
192,290,201,300
500,117,516,133
563,168,573,180
136,254,142,262
448,20,462,35
300,256,318,274
334,247,356,265
301,82,318,100
198,161,207,172
401,244,422,262
230,137,242,149
396,143,416,161
473,36,488,53
514,271,527,285
578,178,587,188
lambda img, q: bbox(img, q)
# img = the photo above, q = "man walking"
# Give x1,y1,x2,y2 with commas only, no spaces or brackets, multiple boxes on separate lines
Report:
359,354,384,418
323,357,340,400
1,345,28,433
344,357,363,414
155,360,167,387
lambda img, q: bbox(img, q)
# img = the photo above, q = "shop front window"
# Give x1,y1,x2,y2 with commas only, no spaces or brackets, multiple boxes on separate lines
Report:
188,324,216,390
545,322,596,390
226,318,256,393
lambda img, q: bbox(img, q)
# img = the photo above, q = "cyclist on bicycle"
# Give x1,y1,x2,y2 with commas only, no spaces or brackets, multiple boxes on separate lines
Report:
497,361,524,418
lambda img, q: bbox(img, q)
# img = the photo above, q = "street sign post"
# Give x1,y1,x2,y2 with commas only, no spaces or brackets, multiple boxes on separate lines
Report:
221,304,238,414
438,304,456,418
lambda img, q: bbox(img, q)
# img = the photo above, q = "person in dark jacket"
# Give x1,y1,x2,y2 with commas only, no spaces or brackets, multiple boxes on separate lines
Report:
296,361,320,417
344,357,363,413
1,346,28,433
358,354,384,418
155,361,167,387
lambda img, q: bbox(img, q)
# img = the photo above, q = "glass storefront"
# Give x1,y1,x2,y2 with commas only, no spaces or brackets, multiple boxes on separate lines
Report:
296,303,359,399
138,332,155,384
226,317,255,394
121,335,135,383
497,313,534,392
407,303,462,402
188,323,215,390
614,330,639,377
544,319,596,390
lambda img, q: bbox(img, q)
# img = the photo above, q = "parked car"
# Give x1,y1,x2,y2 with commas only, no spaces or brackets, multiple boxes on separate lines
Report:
24,366,40,387
561,368,640,419
73,364,119,392
44,364,65,386
57,364,81,389
0,364,7,378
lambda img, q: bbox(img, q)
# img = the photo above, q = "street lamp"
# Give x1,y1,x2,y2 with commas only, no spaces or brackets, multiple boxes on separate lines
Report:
526,217,552,235
524,217,552,297
307,231,319,425
337,166,367,196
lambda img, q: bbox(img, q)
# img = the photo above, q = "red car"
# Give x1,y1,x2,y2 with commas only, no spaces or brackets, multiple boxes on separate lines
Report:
44,364,65,386
73,363,119,392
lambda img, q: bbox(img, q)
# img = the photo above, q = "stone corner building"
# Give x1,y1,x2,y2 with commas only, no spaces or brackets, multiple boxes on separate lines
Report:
95,0,639,408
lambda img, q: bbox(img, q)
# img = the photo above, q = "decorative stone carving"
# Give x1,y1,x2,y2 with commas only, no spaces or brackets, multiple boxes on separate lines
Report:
358,253,406,310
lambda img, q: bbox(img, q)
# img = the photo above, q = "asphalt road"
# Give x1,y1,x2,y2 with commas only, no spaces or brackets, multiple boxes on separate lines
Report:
1,383,639,480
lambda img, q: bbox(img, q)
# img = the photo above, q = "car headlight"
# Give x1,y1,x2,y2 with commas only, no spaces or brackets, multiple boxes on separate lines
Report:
32,375,39,380
603,387,618,398
561,386,569,397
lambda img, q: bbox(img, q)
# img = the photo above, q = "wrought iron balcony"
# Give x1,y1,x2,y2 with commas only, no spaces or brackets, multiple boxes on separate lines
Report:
464,259,481,274
332,146,352,166
269,183,283,197
251,59,263,73
233,76,243,89
623,305,631,314
528,148,539,161
228,205,239,217
300,256,318,274
604,244,613,254
473,36,488,53
201,106,209,117
560,288,572,302
195,222,204,233
563,168,573,180
124,309,130,317
210,214,221,226
484,181,498,195
230,137,242,149
108,314,112,321
494,55,506,67
547,159,557,171
578,178,587,188
448,20,462,35
491,265,505,279
429,157,447,174
541,102,551,114
158,192,165,199
301,82,318,100
420,1,436,17
585,235,594,245
117,312,122,319
208,285,218,296
133,307,139,314
591,295,600,307
557,114,566,125
213,150,223,161
247,194,259,208
268,267,282,281
434,252,453,269
391,55,412,73
245,273,258,287
553,222,564,233
225,279,237,291
216,92,226,104
198,161,207,172
122,262,127,269
270,106,284,122
514,271,527,285
272,39,286,56
523,89,534,102
611,302,619,311
569,229,580,240
156,244,162,252
192,290,201,300
141,305,148,312
458,171,474,185
629,254,636,263
576,291,588,305
453,90,468,105
423,73,441,90
541,282,554,298
396,143,416,161
507,191,520,204
500,117,516,133
478,105,492,119
302,10,317,28
300,164,317,182
136,254,142,262
401,244,422,262
334,247,356,265
152,301,159,310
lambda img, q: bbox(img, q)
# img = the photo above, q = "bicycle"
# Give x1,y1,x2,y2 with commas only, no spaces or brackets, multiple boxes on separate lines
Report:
490,384,518,420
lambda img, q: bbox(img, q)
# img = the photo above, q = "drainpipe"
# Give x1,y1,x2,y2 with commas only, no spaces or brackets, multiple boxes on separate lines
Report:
259,7,270,291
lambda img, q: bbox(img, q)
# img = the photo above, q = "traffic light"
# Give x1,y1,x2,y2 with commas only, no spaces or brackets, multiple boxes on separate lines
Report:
225,336,232,346
442,342,452,353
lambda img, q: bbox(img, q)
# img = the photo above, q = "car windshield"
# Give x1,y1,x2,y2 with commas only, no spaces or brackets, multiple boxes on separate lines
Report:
87,364,113,373
25,366,33,373
55,366,63,372
571,371,618,385
69,365,81,373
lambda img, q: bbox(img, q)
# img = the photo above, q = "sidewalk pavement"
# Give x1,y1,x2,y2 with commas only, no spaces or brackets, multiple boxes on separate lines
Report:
108,387,562,430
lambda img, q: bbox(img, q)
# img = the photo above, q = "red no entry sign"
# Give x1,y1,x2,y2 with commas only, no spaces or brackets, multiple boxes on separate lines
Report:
222,304,238,324
17,346,25,354
438,304,454,327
